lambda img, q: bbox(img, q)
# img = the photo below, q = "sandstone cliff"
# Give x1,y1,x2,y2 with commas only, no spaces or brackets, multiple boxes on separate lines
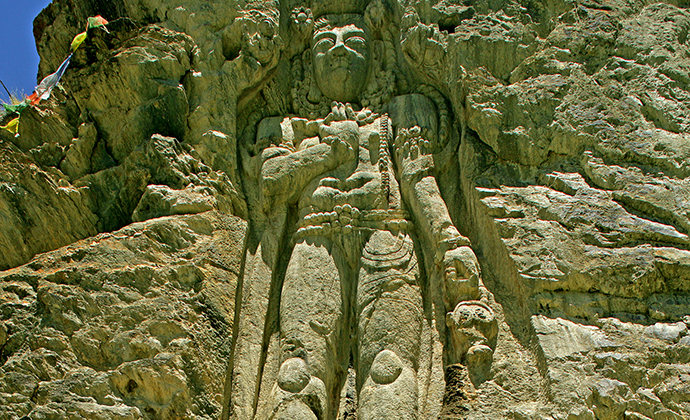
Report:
0,0,689,419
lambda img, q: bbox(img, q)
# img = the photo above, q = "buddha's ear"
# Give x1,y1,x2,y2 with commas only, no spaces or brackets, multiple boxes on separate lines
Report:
307,75,324,104
446,311,455,328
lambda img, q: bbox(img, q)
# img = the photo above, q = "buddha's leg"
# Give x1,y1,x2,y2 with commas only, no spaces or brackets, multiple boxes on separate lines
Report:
357,230,423,420
270,240,344,420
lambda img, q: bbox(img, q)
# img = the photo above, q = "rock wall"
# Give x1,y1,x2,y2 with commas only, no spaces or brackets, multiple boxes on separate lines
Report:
0,211,245,419
0,0,689,418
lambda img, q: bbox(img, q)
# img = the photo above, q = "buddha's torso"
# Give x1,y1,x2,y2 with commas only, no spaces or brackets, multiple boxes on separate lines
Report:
295,116,410,237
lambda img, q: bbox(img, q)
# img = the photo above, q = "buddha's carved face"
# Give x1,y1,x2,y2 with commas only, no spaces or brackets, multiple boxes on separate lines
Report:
312,23,370,103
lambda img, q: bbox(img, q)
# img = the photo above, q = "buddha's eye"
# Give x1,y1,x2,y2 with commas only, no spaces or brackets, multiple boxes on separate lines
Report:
314,37,334,51
346,36,366,45
346,36,366,49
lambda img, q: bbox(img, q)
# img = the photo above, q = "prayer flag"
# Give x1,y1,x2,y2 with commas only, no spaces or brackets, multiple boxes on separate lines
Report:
28,53,73,106
88,16,110,32
2,101,29,115
4,15,111,125
1,117,19,134
71,16,110,52
71,32,87,51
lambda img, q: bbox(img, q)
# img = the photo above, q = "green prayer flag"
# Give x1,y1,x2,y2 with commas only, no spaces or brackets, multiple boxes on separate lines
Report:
2,101,28,115
87,16,110,33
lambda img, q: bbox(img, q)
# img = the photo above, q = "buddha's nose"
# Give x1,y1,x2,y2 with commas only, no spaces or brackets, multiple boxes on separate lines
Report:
331,41,347,56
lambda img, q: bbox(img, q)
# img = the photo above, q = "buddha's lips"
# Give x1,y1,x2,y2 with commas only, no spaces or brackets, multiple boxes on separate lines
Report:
330,57,352,69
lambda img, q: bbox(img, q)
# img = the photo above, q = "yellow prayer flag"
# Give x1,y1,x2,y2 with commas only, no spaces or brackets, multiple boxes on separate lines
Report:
1,117,19,134
71,32,87,51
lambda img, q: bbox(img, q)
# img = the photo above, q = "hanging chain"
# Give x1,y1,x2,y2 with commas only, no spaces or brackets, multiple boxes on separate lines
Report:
379,114,391,206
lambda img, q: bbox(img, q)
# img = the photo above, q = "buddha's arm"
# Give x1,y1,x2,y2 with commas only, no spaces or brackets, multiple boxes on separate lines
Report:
258,113,359,206
389,94,480,304
393,129,469,260
260,143,342,204
388,95,466,254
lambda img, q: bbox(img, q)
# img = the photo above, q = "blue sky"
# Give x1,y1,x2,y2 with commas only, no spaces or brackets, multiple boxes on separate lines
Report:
0,1,53,102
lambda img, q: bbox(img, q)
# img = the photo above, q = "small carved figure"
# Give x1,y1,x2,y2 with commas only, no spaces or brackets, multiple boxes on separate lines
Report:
223,10,283,94
229,4,497,419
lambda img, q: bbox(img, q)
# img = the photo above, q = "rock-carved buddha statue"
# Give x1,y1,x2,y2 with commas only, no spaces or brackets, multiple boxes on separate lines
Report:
229,4,497,419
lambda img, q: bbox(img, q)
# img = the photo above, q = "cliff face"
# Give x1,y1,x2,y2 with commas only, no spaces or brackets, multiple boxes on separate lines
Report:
0,0,689,419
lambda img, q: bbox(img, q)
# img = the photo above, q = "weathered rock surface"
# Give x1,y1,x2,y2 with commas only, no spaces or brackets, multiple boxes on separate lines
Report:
0,211,245,419
0,0,688,418
0,135,98,271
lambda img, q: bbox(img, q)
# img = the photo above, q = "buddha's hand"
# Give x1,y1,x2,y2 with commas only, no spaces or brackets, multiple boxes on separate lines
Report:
323,102,357,123
320,107,360,163
395,126,430,160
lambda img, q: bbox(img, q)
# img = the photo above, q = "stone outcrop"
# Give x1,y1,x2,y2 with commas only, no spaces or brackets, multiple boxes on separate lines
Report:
1,211,245,419
0,0,689,418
